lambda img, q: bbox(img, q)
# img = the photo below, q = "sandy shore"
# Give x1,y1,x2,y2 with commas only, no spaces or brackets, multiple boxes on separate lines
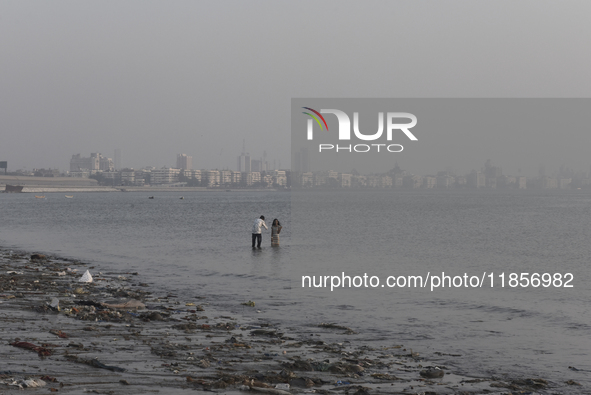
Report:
0,249,572,394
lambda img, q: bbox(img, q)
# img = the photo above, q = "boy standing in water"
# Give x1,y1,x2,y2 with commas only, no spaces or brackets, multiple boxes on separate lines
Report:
252,215,267,249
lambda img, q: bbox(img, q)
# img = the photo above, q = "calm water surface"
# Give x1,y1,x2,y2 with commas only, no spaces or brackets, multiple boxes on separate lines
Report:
1,189,589,388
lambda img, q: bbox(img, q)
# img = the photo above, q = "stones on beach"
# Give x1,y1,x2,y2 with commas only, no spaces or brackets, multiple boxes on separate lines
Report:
419,366,445,379
30,254,47,262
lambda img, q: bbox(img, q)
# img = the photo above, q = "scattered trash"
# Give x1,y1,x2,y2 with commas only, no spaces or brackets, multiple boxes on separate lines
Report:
49,329,68,338
48,298,60,311
1,378,46,389
102,300,145,310
11,341,53,357
0,247,573,394
24,378,46,388
566,379,582,386
197,359,210,368
79,270,93,283
82,358,126,372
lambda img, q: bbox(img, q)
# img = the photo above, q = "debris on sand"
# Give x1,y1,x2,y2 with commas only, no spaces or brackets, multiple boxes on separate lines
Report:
0,248,573,394
10,341,53,357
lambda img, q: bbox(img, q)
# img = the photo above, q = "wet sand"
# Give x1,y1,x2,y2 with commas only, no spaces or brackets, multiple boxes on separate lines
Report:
0,249,574,394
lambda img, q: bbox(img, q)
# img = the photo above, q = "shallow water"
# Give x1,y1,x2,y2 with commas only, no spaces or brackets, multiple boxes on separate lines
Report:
1,189,589,388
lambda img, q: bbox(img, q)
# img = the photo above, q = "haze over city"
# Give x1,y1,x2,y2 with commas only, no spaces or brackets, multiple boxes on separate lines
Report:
2,1,591,176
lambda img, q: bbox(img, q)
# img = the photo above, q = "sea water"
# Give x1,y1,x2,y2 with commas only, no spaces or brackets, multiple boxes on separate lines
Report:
0,189,589,388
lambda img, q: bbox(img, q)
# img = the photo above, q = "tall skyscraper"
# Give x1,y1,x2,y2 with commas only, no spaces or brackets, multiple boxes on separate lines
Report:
176,154,193,170
114,149,121,170
237,140,251,172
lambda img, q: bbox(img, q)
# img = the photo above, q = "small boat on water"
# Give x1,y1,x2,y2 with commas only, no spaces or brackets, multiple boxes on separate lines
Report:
65,195,74,198
35,195,45,199
148,196,154,199
180,196,184,200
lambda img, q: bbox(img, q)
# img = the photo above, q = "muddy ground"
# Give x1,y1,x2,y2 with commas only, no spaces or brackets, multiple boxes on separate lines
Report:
0,249,578,394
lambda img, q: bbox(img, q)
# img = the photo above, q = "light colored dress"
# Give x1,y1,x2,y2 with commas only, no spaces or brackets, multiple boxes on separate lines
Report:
271,225,282,246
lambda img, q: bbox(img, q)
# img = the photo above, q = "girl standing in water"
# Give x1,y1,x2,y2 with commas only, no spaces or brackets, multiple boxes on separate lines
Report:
271,219,282,246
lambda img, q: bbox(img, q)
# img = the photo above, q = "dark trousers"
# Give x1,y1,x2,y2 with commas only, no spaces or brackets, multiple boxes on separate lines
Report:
252,233,262,248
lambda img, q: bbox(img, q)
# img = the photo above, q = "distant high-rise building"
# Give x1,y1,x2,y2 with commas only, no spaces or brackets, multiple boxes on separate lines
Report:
251,159,261,172
176,154,192,170
70,153,105,172
114,149,121,170
99,156,114,172
238,154,251,172
237,140,251,172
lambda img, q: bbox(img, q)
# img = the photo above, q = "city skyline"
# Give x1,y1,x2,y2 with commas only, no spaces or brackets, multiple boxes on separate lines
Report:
7,151,591,185
3,2,591,178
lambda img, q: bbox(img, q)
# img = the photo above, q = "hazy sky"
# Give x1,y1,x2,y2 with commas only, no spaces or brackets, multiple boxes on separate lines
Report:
2,1,591,175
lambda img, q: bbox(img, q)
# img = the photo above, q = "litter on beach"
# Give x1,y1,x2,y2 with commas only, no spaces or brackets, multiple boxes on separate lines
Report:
79,270,93,283
102,300,145,310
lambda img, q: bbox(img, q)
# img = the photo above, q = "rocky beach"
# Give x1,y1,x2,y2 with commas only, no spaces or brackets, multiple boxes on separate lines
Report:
0,248,579,394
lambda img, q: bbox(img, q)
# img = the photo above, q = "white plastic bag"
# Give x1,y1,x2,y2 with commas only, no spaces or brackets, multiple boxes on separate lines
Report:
79,270,93,283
